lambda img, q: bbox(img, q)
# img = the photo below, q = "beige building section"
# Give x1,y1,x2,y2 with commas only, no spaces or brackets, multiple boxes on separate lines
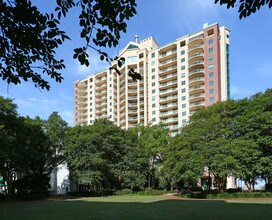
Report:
74,23,230,136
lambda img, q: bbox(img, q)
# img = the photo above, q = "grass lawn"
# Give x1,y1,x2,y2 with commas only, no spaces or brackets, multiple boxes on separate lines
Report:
0,195,272,220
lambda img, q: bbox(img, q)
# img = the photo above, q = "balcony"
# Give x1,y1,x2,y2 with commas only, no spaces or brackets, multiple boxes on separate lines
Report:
159,87,178,97
128,89,137,95
77,95,87,100
189,76,204,87
188,52,204,63
188,43,204,53
159,57,177,69
189,101,205,111
160,95,178,105
189,93,205,102
77,106,87,112
77,82,87,89
128,96,138,101
96,77,107,85
95,83,107,92
95,95,107,103
78,100,87,106
160,80,177,90
159,65,177,77
159,48,177,62
160,109,178,118
160,72,177,83
96,90,107,98
160,102,178,111
188,68,204,79
77,111,87,117
188,34,204,44
77,89,87,95
189,85,205,95
188,60,204,69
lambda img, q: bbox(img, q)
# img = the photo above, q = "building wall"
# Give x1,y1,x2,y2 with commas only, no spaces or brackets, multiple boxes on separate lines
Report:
74,23,230,136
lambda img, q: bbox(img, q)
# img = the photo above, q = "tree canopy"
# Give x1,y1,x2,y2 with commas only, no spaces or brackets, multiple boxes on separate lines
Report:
0,0,137,90
215,0,272,19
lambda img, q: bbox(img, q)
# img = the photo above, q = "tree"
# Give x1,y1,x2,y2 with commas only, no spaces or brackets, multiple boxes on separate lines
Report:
215,0,272,19
0,0,138,90
64,119,129,190
131,124,170,188
0,96,20,196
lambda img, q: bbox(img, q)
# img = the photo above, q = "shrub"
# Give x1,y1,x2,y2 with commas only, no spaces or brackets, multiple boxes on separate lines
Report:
188,186,203,192
137,188,164,196
115,189,133,195
226,188,242,193
0,193,6,201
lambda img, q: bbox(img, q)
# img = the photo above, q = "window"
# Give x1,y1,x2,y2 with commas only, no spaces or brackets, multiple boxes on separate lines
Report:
152,68,155,73
152,82,156,87
210,97,215,102
181,50,185,55
152,110,156,115
110,84,112,87
151,61,155,66
152,89,155,94
152,96,155,101
181,80,186,86
90,114,92,117
182,111,186,116
208,56,213,62
208,39,213,45
182,96,186,101
152,118,156,122
127,56,137,62
209,80,214,86
182,104,186,108
209,72,214,78
90,108,93,112
162,82,167,86
90,85,92,89
90,97,92,100
180,41,186,47
109,78,112,81
90,91,92,94
207,29,214,36
181,88,186,93
110,109,112,112
151,52,155,58
110,102,112,106
152,103,156,108
181,58,185,63
182,119,187,125
181,73,185,78
152,75,155,80
181,65,185,70
208,64,214,69
110,96,112,99
208,47,213,53
90,103,92,106
227,34,229,39
209,89,214,94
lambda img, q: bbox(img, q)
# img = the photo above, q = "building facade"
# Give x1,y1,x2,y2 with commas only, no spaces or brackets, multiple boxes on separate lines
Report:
74,23,230,136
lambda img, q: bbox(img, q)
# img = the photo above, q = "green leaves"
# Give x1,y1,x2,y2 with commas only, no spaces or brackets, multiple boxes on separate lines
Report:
215,0,272,19
0,0,138,90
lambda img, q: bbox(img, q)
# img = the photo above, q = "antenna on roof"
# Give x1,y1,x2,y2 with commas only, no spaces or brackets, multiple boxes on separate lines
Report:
135,35,139,43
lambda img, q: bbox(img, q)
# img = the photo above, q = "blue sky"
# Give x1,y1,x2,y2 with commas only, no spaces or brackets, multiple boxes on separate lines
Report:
1,0,272,126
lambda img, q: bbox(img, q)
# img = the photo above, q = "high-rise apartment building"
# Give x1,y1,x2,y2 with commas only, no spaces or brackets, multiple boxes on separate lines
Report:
74,23,230,136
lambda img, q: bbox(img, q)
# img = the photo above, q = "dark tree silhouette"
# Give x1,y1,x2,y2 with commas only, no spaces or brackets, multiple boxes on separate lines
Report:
0,0,137,90
215,0,272,19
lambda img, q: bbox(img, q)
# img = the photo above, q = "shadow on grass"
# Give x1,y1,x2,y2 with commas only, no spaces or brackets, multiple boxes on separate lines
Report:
0,196,272,220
